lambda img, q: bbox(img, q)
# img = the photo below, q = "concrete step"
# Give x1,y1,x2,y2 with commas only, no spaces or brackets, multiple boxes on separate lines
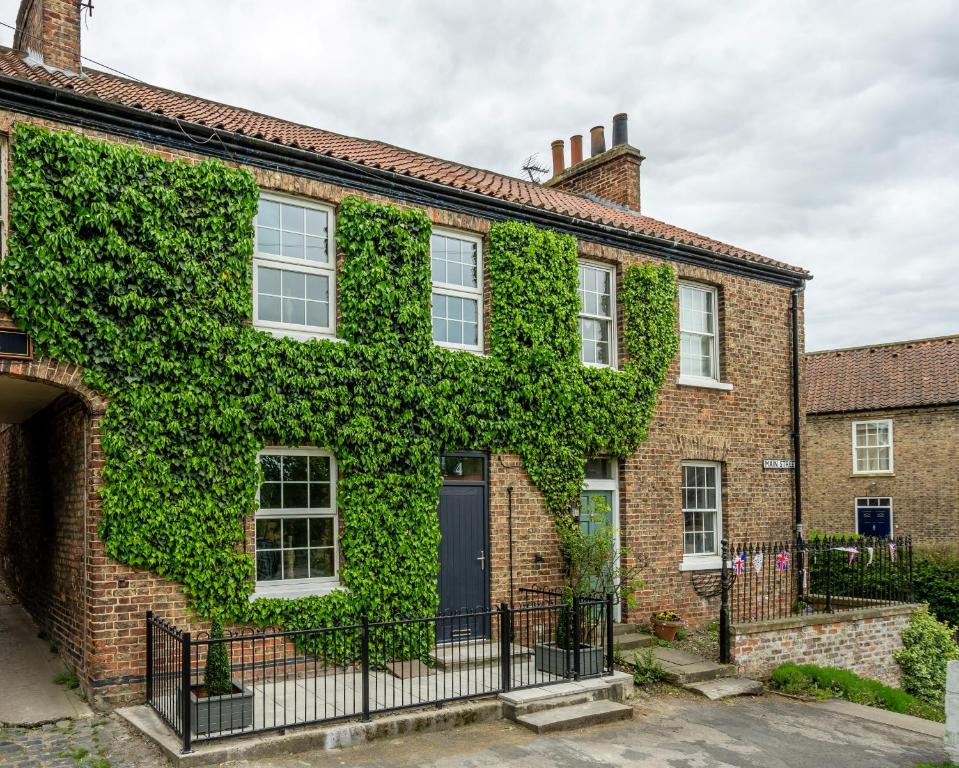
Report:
515,699,633,734
500,677,612,719
612,622,644,637
643,647,737,685
613,631,656,651
685,677,763,700
430,641,531,671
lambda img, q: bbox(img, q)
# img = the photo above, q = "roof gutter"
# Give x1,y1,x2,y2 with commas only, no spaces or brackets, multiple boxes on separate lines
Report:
0,74,810,287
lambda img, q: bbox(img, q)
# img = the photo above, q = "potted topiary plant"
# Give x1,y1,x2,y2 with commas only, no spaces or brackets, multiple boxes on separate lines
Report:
189,616,254,735
534,497,643,677
650,610,684,642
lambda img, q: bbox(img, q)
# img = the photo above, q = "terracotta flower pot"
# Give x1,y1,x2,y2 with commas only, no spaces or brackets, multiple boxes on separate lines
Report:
651,613,683,642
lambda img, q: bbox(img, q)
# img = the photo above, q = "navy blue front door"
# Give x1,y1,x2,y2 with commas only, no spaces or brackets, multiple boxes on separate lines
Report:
857,500,892,537
437,453,489,640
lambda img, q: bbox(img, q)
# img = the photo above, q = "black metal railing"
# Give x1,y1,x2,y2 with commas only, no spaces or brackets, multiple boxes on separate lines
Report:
719,536,913,663
146,595,614,752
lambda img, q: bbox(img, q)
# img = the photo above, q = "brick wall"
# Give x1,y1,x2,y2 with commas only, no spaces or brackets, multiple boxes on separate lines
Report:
731,604,916,685
13,0,82,73
806,406,959,543
0,392,87,671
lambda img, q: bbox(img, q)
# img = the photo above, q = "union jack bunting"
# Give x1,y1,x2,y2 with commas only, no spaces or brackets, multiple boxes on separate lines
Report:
734,552,746,575
889,541,897,562
776,550,790,572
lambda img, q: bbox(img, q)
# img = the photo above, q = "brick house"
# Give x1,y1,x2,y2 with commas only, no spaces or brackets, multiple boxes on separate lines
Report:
0,0,809,702
805,335,959,543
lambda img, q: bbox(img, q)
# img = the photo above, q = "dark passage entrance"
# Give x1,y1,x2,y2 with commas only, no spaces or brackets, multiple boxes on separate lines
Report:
437,452,489,641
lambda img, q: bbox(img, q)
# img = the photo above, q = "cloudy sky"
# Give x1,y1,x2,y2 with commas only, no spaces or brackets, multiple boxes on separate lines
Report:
2,1,957,350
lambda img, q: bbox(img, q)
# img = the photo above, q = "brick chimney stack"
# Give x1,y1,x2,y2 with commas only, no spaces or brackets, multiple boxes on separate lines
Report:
544,113,645,213
14,0,82,74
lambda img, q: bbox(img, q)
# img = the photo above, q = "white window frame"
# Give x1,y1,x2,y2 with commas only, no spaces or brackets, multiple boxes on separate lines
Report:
430,228,484,353
252,192,337,341
854,497,894,536
578,260,617,369
678,281,732,391
253,447,341,599
580,458,621,619
851,419,894,475
680,460,723,571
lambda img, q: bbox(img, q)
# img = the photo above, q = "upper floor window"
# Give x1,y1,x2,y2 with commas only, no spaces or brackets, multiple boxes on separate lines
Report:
253,194,335,339
679,282,719,382
255,448,338,589
852,419,893,474
431,231,482,352
578,262,616,367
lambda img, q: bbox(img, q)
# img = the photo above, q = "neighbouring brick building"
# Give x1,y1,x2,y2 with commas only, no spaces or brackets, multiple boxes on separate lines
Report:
0,0,810,702
805,334,959,542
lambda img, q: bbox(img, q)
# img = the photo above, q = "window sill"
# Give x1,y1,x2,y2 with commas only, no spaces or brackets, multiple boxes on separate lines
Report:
677,376,733,392
254,325,342,344
249,582,346,602
679,557,723,572
851,472,895,478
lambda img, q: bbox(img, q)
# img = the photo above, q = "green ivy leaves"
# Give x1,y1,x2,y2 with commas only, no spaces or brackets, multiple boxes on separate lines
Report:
1,125,678,633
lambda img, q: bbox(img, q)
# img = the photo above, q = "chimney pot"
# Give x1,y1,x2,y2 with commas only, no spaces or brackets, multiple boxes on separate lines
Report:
570,135,583,165
590,125,606,157
612,113,628,146
550,139,565,177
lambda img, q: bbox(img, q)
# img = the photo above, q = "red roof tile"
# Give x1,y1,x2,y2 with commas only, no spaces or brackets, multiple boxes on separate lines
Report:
805,335,959,414
0,48,809,277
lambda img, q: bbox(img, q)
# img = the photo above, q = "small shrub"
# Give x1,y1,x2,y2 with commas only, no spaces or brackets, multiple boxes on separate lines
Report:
203,617,233,697
770,663,818,696
54,669,79,690
894,608,959,706
913,543,959,628
675,627,688,642
630,648,665,687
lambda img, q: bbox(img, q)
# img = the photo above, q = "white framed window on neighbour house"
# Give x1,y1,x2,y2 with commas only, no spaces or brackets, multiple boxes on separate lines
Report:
578,262,616,367
254,448,338,596
852,419,893,474
681,461,723,570
253,194,335,340
430,230,483,352
679,282,731,390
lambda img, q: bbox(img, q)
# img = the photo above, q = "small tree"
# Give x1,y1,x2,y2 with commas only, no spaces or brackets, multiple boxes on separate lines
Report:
203,616,232,697
894,607,959,706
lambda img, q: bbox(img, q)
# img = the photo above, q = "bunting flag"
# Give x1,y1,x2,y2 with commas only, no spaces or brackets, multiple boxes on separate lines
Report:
866,546,874,566
753,552,764,574
733,552,746,575
776,550,790,573
802,567,809,593
831,546,859,565
889,541,897,562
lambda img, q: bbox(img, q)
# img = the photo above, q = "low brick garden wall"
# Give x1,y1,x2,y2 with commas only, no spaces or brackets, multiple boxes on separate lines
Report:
731,603,919,686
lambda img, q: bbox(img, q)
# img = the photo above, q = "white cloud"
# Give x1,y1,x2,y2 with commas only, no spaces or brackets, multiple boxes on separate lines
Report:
1,0,956,349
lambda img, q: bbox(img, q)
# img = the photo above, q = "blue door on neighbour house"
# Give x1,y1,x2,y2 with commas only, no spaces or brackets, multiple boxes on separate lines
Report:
856,497,892,538
437,453,490,641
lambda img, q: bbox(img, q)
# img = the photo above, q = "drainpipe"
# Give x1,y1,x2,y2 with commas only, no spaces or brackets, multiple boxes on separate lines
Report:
507,486,515,607
791,287,804,538
791,287,806,605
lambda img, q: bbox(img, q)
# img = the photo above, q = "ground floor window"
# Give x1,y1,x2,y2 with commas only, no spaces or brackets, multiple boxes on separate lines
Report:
255,447,338,589
855,497,893,538
682,461,722,559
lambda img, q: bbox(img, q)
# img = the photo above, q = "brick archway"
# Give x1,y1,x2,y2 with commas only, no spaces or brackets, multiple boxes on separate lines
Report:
0,356,107,416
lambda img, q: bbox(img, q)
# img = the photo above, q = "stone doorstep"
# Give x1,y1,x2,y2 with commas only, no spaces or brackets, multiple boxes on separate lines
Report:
430,641,532,671
648,646,737,685
515,699,634,734
614,632,657,651
116,699,503,768
499,674,632,719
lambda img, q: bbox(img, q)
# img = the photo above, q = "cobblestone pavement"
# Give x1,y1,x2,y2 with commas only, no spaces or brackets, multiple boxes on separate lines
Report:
0,715,165,768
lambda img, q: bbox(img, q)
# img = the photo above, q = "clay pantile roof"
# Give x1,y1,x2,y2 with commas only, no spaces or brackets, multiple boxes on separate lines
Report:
805,335,959,414
0,47,810,278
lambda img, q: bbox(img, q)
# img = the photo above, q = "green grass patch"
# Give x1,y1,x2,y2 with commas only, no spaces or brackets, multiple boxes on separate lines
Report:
54,669,80,690
770,663,944,722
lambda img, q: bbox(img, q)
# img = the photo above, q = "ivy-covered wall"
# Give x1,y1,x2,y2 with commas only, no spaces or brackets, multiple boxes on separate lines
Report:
0,124,678,629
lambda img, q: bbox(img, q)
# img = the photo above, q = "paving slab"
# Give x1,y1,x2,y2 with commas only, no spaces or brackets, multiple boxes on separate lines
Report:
813,697,945,739
685,677,763,700
0,599,92,725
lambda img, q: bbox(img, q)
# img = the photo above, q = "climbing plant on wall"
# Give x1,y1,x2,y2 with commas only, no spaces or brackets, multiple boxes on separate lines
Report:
0,124,678,631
